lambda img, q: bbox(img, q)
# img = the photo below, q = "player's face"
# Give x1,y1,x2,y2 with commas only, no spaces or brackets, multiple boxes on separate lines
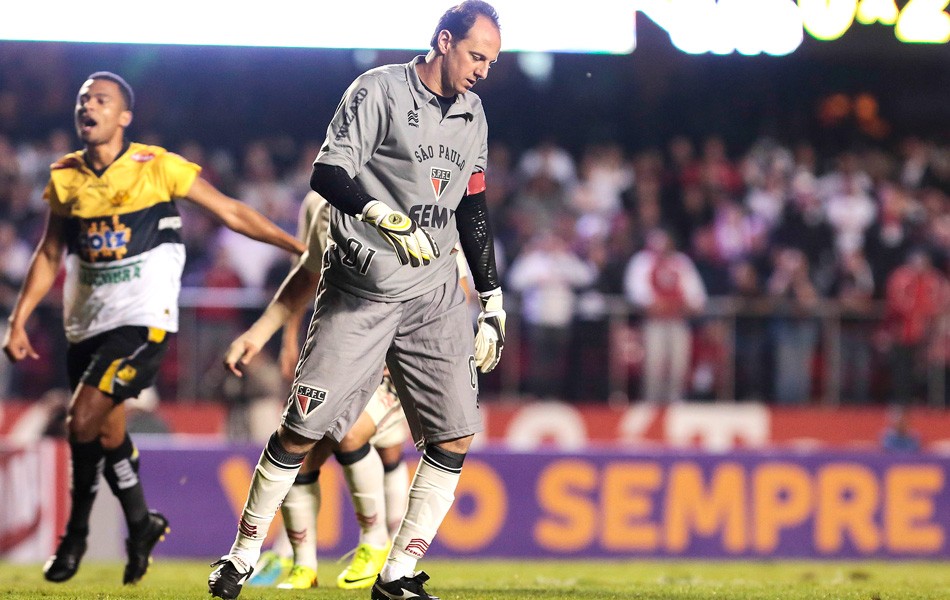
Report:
74,78,131,146
440,15,501,95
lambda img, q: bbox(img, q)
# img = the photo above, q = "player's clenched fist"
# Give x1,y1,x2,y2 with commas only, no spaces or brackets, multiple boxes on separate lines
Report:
474,288,505,373
360,200,440,267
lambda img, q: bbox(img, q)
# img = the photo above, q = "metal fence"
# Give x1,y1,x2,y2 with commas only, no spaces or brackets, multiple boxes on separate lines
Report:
6,290,945,408
171,289,947,408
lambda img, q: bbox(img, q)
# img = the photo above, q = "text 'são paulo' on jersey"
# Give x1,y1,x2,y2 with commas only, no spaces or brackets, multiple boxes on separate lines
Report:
45,142,200,342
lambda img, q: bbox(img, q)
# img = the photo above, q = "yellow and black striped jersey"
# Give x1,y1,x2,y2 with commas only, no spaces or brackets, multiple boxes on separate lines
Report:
44,142,201,342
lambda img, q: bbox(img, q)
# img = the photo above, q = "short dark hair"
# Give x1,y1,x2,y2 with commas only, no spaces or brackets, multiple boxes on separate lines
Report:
83,71,135,110
429,0,500,49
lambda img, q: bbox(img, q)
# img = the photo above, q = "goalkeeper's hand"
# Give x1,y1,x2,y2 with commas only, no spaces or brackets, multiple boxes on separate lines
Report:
474,288,505,373
360,200,440,267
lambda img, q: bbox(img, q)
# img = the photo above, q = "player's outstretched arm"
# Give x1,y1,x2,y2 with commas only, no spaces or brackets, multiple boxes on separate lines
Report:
223,259,320,377
3,211,66,363
185,177,306,256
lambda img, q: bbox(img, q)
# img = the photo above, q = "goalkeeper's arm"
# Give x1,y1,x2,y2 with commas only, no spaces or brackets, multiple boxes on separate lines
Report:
224,257,320,377
311,163,438,267
456,180,505,372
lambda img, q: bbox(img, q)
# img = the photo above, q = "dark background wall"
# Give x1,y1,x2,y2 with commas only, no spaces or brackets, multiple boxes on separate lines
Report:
0,14,947,157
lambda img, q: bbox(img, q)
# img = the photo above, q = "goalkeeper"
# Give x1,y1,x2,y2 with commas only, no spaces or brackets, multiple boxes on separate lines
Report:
210,19,505,593
224,191,409,591
223,191,472,591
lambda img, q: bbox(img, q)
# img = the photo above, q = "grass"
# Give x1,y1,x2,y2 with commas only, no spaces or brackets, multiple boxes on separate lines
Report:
1,559,949,599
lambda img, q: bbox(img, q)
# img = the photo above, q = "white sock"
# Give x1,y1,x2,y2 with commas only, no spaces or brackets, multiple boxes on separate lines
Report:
380,451,460,582
269,526,292,559
228,435,305,572
281,474,321,570
383,460,409,538
340,446,389,547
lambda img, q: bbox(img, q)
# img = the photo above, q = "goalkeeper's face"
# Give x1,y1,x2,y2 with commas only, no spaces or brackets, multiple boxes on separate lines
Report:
440,14,501,96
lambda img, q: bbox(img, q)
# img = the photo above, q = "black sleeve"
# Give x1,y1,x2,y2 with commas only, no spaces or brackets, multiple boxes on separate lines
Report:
310,163,375,217
455,190,500,293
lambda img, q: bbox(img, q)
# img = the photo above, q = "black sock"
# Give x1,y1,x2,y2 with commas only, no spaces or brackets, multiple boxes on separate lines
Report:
294,469,320,485
102,434,149,530
66,440,104,539
334,443,371,466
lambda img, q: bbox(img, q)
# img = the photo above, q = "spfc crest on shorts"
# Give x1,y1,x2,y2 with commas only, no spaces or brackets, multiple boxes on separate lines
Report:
294,384,327,416
430,167,451,200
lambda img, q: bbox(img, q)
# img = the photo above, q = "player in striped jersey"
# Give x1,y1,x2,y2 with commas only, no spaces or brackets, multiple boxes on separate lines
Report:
2,72,305,586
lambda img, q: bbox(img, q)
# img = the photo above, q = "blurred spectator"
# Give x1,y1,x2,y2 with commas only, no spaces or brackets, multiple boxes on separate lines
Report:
883,249,950,405
711,199,769,265
624,228,707,403
824,174,877,255
517,136,577,189
899,136,942,192
830,249,876,403
238,141,297,231
818,151,873,200
683,135,744,198
506,173,571,259
730,259,770,401
863,182,916,296
690,226,731,297
768,248,821,404
771,172,837,288
507,229,596,399
570,142,633,228
880,405,921,452
4,388,70,443
664,181,714,250
126,387,171,435
191,246,247,398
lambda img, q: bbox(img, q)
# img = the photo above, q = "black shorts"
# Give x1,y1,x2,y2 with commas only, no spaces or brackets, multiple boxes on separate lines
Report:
67,326,170,403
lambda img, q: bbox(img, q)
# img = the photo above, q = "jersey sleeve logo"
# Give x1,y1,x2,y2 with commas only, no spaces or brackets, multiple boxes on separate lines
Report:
430,167,452,201
294,384,327,416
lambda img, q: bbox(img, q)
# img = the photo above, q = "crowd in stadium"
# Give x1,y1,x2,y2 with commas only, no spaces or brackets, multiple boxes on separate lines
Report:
1,126,947,408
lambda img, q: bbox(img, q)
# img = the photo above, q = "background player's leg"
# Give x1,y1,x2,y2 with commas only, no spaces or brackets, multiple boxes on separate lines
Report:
378,444,409,538
337,414,390,548
275,445,330,590
100,405,149,528
44,384,113,582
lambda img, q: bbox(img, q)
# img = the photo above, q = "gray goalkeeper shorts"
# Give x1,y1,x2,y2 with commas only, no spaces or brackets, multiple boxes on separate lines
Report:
282,279,481,448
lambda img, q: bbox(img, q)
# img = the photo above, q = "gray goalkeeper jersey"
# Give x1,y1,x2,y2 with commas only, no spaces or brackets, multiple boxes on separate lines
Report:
314,56,488,302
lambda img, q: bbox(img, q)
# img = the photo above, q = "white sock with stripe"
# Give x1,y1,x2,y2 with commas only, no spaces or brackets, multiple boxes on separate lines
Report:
380,446,463,583
383,459,410,538
281,470,321,570
228,433,306,573
337,444,389,547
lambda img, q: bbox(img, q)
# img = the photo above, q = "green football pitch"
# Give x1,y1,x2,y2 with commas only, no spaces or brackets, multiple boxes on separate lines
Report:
1,559,948,599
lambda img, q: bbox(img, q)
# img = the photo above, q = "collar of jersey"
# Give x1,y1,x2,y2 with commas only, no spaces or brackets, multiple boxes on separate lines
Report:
406,56,474,119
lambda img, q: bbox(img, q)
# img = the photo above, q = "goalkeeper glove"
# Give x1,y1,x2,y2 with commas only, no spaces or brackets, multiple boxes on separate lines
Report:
474,288,505,373
359,200,440,267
